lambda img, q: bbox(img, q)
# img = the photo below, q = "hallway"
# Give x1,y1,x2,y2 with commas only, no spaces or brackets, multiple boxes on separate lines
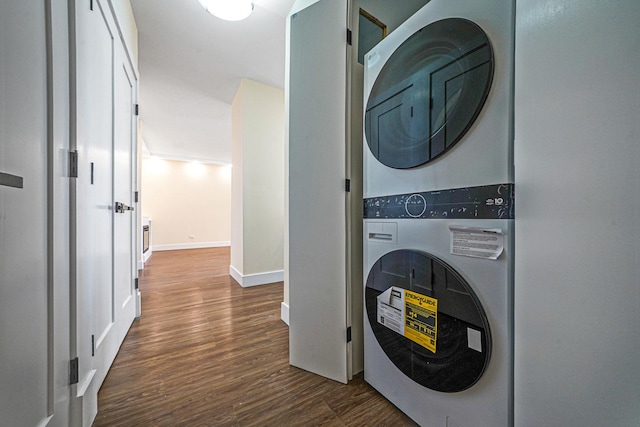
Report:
93,248,416,426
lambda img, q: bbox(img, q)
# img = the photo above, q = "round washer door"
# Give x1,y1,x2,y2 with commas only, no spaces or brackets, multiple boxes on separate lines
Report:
365,18,494,169
365,249,491,393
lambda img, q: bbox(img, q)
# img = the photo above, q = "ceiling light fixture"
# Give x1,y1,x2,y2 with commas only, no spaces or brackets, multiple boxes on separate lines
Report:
198,0,254,21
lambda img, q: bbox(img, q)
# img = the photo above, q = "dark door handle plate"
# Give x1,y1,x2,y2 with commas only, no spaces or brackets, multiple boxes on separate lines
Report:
115,201,135,213
0,172,24,189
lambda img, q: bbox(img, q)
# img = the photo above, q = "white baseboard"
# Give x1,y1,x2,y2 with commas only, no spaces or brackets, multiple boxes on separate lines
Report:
229,265,243,285
71,368,97,427
153,241,230,251
229,265,284,288
281,302,289,326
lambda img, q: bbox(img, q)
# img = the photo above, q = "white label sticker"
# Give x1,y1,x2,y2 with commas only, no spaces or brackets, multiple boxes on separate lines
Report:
376,287,404,335
467,327,482,353
449,225,504,260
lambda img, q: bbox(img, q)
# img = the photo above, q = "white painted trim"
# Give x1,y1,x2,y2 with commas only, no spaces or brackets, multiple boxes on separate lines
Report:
74,369,96,399
281,302,289,325
135,290,142,318
229,265,285,288
229,264,243,285
152,241,230,251
137,260,144,270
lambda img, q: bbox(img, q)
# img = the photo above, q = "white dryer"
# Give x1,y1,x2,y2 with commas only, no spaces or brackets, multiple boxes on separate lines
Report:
362,0,515,426
363,0,514,197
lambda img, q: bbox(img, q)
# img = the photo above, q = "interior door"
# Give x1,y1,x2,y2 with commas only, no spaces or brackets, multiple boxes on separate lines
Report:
288,0,350,384
73,0,137,422
0,0,70,425
113,40,138,346
74,0,115,401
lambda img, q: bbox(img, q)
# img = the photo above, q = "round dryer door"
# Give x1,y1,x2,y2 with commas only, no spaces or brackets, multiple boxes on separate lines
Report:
365,18,494,169
365,249,491,393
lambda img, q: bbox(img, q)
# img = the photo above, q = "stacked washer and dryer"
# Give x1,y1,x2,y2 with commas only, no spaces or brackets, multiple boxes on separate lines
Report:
362,1,515,426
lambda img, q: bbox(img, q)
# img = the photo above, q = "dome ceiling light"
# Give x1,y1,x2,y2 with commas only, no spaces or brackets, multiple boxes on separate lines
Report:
198,0,254,21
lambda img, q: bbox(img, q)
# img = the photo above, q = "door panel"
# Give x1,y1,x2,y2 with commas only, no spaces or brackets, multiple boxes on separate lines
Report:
0,2,49,422
113,48,137,342
73,1,137,422
288,0,349,384
0,0,70,425
75,0,115,390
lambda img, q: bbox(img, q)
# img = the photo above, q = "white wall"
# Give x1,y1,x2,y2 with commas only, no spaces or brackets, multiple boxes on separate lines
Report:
142,158,231,250
230,78,285,287
514,1,640,425
231,90,245,273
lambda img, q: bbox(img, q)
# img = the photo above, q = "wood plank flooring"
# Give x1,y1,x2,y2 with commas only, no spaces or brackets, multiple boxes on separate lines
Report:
93,248,417,426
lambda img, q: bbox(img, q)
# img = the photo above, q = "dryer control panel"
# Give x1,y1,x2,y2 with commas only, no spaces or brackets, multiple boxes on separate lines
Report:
364,183,514,220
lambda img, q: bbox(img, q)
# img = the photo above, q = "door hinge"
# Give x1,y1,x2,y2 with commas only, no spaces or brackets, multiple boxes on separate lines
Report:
347,327,352,343
91,335,95,357
345,179,351,192
90,0,93,11
135,104,139,116
134,191,139,203
347,28,353,46
135,278,139,290
69,358,79,385
69,151,78,178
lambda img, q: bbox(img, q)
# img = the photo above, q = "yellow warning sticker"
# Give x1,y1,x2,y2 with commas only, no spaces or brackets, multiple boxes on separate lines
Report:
404,290,438,353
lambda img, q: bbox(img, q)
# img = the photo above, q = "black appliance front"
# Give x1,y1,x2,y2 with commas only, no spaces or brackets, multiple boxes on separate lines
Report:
365,249,491,393
365,18,494,169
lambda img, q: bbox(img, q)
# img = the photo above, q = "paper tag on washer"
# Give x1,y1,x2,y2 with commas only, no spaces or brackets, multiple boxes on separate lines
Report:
449,225,504,260
376,287,404,335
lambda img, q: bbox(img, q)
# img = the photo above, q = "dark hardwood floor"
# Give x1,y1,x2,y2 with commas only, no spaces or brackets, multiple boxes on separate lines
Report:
93,248,417,426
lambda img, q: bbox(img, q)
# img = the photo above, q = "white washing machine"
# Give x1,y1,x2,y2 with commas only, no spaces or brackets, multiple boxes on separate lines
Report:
364,209,513,426
363,0,515,426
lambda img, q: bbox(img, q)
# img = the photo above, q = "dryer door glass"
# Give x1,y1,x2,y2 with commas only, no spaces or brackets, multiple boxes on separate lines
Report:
365,18,494,169
365,249,491,393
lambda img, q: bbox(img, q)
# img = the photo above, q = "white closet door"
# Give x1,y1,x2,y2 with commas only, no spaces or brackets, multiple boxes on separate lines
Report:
74,0,116,400
73,1,137,422
288,0,350,384
0,0,70,425
113,40,138,347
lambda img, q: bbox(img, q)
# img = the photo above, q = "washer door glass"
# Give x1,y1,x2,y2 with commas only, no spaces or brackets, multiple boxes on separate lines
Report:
365,249,491,393
365,18,494,169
